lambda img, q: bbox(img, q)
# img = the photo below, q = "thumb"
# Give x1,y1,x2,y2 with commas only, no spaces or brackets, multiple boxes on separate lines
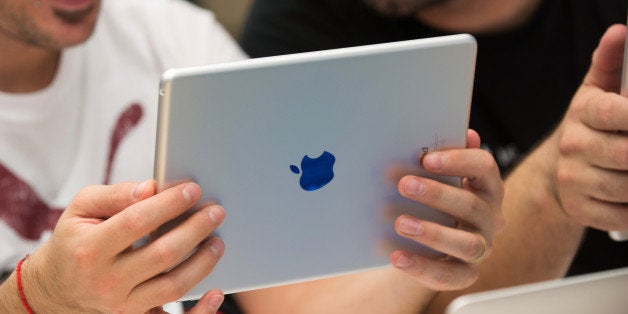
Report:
583,24,626,92
66,180,156,219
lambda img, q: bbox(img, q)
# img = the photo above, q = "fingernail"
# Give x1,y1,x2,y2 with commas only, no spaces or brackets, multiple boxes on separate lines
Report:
207,205,224,224
208,294,224,311
208,238,224,257
424,153,443,170
404,178,425,197
182,183,200,202
132,180,148,200
394,253,412,268
399,218,422,236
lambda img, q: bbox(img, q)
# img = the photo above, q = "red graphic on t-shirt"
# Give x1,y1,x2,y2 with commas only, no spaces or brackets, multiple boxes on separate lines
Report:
104,103,143,185
0,103,144,240
0,165,64,240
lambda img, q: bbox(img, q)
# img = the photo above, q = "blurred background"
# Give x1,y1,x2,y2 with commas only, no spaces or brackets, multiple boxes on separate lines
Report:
192,0,254,39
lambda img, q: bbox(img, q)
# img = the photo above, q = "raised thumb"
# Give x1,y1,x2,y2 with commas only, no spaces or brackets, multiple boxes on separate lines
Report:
583,24,627,93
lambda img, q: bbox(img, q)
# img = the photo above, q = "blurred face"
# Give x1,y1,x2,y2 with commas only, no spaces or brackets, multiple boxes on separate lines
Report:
364,0,451,16
0,0,101,49
365,0,541,34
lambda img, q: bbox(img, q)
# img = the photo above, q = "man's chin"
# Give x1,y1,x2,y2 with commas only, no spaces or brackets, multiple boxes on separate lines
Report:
30,18,97,49
47,3,98,47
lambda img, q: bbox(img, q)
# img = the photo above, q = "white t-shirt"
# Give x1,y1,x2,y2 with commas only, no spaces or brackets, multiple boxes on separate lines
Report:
0,0,246,271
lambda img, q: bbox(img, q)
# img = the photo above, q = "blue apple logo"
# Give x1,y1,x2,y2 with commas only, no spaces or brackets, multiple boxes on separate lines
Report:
290,151,336,191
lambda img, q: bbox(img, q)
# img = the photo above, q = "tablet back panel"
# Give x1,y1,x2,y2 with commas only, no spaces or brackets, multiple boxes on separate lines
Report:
156,34,476,298
446,267,628,314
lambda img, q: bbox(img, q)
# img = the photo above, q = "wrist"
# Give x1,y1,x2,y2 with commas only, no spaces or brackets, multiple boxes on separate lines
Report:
19,251,75,314
0,270,26,313
17,256,34,313
18,248,84,314
505,131,580,227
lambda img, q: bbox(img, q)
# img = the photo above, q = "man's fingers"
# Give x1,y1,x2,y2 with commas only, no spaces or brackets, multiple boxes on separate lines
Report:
584,24,626,92
129,237,226,309
96,182,203,253
390,250,478,290
557,158,628,204
67,180,156,219
420,148,503,198
580,91,628,132
560,193,628,231
395,215,489,263
119,205,225,285
559,121,628,170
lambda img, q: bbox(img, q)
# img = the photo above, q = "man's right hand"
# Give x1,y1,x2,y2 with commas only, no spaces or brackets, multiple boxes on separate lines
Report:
22,180,226,313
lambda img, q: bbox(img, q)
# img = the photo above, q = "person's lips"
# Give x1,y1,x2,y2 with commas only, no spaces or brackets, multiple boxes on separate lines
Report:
45,0,97,23
47,0,94,11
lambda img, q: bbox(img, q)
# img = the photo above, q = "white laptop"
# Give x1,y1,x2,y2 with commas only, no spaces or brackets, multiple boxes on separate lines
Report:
154,34,477,299
447,266,628,314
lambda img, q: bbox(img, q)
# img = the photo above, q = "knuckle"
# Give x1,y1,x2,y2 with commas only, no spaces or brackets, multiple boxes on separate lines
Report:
158,277,187,302
458,195,482,218
420,224,442,243
112,181,145,206
431,268,455,287
71,243,99,268
477,150,497,171
470,197,487,216
459,268,480,289
107,188,130,210
121,209,147,234
611,144,628,168
72,185,101,205
556,164,576,185
558,134,582,155
594,96,616,125
563,202,590,225
152,241,179,267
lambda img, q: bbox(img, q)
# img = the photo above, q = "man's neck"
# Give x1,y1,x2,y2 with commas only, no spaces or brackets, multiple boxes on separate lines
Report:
0,34,60,94
416,0,542,35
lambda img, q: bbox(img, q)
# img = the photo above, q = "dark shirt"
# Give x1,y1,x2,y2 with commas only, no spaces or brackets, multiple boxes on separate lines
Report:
240,0,628,277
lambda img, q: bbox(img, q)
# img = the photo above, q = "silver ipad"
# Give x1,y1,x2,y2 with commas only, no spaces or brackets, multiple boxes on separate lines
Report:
155,34,477,298
446,267,628,314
